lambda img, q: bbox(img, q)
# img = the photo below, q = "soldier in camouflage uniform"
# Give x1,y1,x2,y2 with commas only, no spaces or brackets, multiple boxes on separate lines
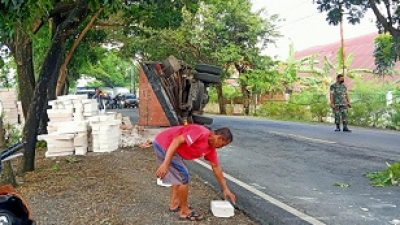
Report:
330,74,352,132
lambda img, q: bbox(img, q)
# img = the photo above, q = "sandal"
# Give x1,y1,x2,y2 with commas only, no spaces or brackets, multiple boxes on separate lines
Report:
169,207,180,212
179,210,203,221
169,205,192,212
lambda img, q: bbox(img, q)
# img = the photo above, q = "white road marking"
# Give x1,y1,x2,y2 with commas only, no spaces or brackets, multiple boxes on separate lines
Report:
194,159,326,225
268,131,336,144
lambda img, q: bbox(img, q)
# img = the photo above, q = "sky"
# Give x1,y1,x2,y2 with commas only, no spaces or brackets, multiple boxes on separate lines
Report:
251,0,378,60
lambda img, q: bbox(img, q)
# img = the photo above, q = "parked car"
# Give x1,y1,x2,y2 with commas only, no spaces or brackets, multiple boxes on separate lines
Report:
122,94,139,108
75,87,96,99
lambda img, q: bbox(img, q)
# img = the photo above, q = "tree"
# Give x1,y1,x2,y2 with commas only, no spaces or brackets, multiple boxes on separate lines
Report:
301,51,372,93
374,33,397,77
79,51,131,87
126,0,280,115
204,0,279,115
1,0,201,172
314,0,400,64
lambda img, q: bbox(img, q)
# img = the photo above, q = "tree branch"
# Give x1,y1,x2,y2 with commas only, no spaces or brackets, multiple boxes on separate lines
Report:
56,7,104,96
49,3,76,18
32,19,44,34
382,0,393,28
368,0,400,35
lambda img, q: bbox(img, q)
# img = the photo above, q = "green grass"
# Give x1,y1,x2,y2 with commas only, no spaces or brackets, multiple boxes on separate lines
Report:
366,162,400,187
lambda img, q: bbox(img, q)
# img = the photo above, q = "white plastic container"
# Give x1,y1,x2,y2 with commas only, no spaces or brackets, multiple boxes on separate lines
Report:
210,200,235,218
156,178,172,187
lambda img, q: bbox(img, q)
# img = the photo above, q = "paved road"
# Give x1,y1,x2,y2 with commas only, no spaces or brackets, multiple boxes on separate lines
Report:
188,116,400,225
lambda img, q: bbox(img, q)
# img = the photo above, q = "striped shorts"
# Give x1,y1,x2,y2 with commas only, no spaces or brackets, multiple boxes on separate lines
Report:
153,142,190,185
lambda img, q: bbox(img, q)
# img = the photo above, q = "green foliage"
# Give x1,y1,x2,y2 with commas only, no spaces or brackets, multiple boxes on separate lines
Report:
208,87,218,103
32,23,52,80
3,124,22,147
314,1,373,25
36,140,47,148
374,33,397,77
314,0,400,62
223,85,242,103
348,79,395,128
257,101,311,121
0,58,16,87
257,92,316,121
129,0,279,72
207,85,242,104
367,162,400,187
244,56,285,93
301,50,371,94
257,101,286,118
256,92,329,122
281,43,300,87
0,0,54,41
310,96,330,122
334,182,351,188
388,103,400,130
78,51,132,87
51,163,60,172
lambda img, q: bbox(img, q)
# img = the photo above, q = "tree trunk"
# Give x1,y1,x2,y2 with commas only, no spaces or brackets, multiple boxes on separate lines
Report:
22,1,89,172
11,27,35,119
0,118,17,186
241,85,250,115
56,7,103,96
61,76,70,95
41,15,64,134
216,84,226,115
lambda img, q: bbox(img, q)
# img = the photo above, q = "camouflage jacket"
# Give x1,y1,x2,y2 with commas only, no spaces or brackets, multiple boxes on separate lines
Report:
330,83,348,106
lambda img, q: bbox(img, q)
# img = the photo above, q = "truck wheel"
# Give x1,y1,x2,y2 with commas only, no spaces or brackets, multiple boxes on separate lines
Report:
192,82,205,111
192,114,213,125
195,64,222,75
193,72,221,84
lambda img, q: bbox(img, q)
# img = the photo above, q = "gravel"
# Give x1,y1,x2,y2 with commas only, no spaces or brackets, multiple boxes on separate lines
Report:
17,147,256,225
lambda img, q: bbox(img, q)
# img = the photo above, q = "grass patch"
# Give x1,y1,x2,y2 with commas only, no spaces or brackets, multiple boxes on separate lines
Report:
366,162,400,187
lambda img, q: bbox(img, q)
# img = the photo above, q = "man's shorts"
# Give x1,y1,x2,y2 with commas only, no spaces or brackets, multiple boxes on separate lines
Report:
153,142,190,185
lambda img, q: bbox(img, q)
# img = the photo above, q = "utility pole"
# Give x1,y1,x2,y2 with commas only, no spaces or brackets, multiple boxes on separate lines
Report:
339,3,346,75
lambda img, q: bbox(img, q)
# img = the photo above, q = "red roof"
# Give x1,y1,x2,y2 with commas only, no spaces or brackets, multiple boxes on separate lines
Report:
295,33,400,71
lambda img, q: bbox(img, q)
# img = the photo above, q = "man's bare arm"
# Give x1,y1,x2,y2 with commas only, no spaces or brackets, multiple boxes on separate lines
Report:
155,135,185,178
212,164,236,203
164,135,185,165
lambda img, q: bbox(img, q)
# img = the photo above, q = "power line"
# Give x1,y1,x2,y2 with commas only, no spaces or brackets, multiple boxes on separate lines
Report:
279,14,319,28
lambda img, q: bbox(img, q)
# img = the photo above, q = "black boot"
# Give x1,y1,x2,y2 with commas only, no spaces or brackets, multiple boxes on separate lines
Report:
343,124,351,132
335,124,341,132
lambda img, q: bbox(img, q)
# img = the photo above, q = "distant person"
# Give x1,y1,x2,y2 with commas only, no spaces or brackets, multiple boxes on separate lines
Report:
330,74,352,132
153,124,236,221
93,88,106,112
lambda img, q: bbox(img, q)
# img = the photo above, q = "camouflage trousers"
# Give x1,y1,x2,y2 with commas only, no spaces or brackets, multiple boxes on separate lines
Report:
333,105,348,125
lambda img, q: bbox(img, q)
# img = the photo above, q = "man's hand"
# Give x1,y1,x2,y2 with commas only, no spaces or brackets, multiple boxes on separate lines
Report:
223,189,236,204
156,163,169,178
330,103,335,109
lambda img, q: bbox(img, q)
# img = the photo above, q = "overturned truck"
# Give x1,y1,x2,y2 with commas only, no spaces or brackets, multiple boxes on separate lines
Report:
138,56,222,127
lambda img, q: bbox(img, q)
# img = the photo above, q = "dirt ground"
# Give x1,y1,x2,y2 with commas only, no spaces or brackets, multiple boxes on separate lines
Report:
16,147,256,225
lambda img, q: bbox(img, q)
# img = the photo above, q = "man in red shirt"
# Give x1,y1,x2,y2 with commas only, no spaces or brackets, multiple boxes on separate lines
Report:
154,124,235,221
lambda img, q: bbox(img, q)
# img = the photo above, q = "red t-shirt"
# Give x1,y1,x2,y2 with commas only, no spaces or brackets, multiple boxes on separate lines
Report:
155,124,219,165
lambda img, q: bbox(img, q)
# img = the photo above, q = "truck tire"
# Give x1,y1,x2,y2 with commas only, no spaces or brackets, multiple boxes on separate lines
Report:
192,114,213,125
195,64,223,75
192,82,205,111
193,72,221,84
